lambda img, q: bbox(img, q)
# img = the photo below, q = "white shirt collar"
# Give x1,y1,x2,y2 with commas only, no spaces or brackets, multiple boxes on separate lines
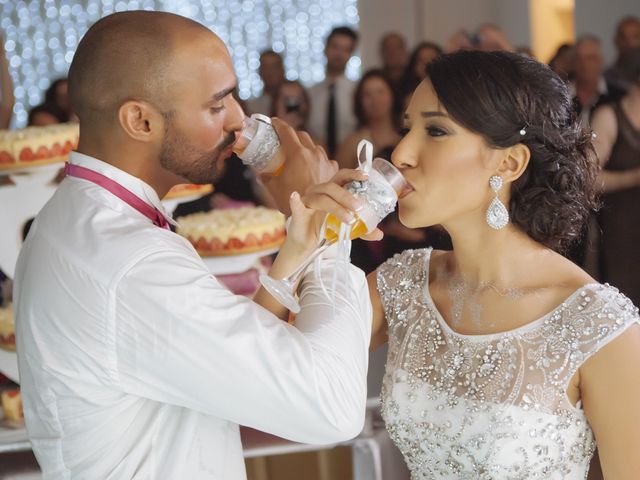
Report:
68,151,178,227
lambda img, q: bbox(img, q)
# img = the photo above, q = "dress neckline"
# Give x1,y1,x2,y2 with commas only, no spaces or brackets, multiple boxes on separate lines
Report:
419,247,600,341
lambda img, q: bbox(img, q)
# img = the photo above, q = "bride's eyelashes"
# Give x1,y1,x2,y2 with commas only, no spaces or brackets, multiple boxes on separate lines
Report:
425,124,448,137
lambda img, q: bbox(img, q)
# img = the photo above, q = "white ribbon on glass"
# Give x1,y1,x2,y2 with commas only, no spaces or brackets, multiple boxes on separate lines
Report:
314,139,374,305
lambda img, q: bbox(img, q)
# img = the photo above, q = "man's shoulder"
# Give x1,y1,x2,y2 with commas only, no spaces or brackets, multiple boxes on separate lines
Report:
23,194,195,286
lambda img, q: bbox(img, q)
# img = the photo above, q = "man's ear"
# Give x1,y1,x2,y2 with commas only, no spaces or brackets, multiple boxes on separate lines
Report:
117,100,163,143
497,143,530,184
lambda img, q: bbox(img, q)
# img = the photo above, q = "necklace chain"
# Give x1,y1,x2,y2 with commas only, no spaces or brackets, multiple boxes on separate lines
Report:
446,272,556,327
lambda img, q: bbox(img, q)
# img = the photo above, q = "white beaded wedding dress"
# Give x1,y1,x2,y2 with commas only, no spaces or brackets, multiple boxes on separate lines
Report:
377,248,639,479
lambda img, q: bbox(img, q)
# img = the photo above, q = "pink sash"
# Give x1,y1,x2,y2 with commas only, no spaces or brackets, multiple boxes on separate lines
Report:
64,163,170,230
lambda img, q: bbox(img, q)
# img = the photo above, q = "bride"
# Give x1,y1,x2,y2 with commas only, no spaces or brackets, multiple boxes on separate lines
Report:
294,50,640,479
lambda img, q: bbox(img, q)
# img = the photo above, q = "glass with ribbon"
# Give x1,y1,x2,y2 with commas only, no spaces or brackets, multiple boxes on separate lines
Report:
259,140,412,313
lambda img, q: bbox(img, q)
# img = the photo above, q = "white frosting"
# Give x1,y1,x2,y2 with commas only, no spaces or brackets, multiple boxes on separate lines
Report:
176,207,285,243
0,124,79,162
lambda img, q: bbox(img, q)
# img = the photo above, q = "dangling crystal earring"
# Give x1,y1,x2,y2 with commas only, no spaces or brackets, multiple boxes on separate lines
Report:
486,175,509,230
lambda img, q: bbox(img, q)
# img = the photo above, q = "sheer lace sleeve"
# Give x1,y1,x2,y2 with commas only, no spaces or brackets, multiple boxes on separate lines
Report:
542,284,640,386
376,248,431,330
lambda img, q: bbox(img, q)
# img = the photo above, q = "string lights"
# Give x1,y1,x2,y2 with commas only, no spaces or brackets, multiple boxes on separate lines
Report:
0,0,360,128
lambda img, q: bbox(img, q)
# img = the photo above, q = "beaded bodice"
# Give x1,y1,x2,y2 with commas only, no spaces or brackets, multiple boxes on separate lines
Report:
377,248,639,479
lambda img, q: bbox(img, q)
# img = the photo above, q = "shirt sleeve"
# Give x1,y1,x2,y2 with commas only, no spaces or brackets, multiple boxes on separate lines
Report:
113,248,372,444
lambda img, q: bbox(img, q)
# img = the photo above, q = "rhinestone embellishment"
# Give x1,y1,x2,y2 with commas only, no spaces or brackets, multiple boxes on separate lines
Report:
487,175,509,229
489,175,503,192
486,197,509,229
376,248,640,479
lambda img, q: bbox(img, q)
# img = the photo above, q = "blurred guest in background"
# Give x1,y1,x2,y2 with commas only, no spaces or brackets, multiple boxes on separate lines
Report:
336,69,400,169
246,50,285,116
605,16,640,95
571,35,623,128
308,26,358,157
28,103,63,126
549,43,576,83
445,25,514,54
399,41,442,110
379,32,409,121
591,47,640,306
0,33,14,129
476,24,515,52
28,78,74,126
271,79,310,131
379,32,408,90
566,36,615,270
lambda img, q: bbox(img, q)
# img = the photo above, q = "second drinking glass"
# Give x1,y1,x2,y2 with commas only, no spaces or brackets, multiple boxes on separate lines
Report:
259,156,412,313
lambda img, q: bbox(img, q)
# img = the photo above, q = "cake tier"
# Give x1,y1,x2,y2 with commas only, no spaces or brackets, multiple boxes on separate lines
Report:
164,183,213,200
177,207,286,257
0,123,79,170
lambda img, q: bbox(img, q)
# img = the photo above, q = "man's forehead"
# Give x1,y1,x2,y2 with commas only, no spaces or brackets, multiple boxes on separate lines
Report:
168,43,236,98
330,35,354,46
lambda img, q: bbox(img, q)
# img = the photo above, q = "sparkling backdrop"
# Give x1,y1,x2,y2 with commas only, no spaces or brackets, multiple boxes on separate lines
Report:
0,0,360,128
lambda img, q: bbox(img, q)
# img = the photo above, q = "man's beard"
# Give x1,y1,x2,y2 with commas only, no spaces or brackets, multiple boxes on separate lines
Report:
159,120,236,184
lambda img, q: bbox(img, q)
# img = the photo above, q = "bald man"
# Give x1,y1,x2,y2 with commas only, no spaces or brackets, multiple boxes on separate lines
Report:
14,11,373,479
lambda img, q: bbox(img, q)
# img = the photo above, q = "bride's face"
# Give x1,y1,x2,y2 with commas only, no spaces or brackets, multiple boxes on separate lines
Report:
392,79,506,229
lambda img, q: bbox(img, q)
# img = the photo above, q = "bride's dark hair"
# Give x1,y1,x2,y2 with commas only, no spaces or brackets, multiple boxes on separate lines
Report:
426,50,599,253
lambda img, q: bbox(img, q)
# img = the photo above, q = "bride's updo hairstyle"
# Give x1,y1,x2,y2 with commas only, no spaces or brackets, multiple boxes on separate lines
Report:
426,50,599,253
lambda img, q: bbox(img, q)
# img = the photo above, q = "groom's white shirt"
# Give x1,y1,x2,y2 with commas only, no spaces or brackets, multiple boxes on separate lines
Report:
14,152,372,479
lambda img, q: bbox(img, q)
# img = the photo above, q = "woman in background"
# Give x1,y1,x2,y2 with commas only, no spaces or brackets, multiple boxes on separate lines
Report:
336,69,400,169
591,48,640,307
28,78,74,126
398,41,442,111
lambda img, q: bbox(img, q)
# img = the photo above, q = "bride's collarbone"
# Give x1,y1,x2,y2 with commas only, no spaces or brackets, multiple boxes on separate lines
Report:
427,259,593,335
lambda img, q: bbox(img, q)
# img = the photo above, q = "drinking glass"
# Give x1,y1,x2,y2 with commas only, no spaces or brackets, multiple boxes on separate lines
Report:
259,158,412,313
233,114,284,175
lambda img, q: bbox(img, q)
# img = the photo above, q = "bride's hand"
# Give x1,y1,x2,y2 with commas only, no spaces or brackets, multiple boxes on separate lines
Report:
284,169,384,255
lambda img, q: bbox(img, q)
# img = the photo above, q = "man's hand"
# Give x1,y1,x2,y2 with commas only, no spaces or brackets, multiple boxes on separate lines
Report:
259,118,338,215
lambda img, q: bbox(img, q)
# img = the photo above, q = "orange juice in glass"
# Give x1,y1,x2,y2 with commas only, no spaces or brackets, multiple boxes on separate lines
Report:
324,157,411,242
